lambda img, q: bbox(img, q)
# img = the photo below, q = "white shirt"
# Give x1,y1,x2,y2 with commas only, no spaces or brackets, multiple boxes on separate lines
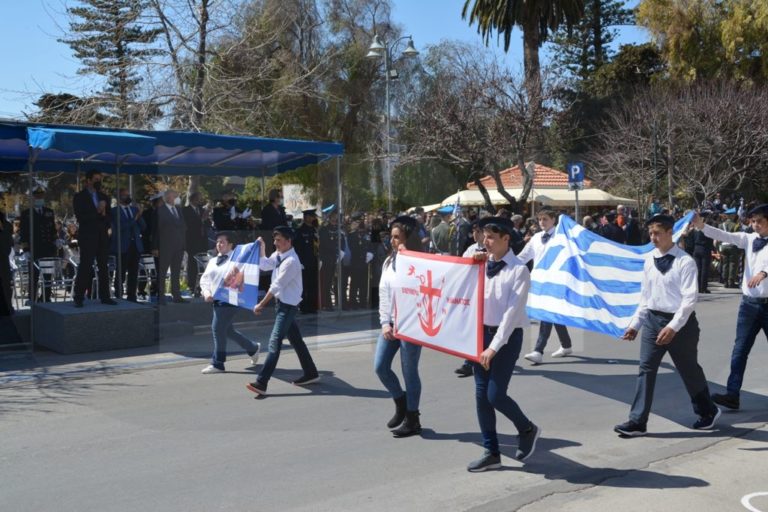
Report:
259,247,303,306
462,242,485,258
629,245,698,332
199,252,231,299
701,224,768,297
516,228,555,265
484,249,530,352
378,255,396,326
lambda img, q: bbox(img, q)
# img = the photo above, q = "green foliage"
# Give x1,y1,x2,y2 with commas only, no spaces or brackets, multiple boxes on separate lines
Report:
59,0,163,124
637,0,768,84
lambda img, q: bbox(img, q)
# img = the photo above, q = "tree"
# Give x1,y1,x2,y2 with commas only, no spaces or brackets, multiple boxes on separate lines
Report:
589,81,768,210
27,93,110,125
637,0,768,84
60,0,164,126
400,42,563,212
461,0,584,97
548,0,633,81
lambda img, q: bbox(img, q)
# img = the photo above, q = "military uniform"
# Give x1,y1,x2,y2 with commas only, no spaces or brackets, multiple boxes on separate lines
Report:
19,204,58,301
347,224,372,308
319,218,343,310
294,217,319,313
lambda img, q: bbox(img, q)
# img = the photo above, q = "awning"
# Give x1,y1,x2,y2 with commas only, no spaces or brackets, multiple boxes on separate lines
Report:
0,121,344,176
438,188,638,207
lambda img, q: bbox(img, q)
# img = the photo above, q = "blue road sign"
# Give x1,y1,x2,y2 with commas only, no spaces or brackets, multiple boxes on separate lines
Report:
567,162,585,183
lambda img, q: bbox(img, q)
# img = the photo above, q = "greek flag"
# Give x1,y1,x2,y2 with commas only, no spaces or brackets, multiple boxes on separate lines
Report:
212,241,262,309
527,212,693,337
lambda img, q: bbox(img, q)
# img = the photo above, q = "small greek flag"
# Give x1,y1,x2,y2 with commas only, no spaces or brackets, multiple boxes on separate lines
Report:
212,241,262,309
526,212,693,337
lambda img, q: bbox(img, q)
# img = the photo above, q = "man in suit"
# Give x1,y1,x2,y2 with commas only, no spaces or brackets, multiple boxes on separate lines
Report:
183,192,209,297
73,170,116,307
19,186,58,302
110,188,145,302
259,188,287,231
153,189,187,304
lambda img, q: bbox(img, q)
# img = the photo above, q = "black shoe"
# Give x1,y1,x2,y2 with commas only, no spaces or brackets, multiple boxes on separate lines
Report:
712,393,740,410
387,395,407,429
614,420,647,437
467,451,501,472
101,298,118,305
74,299,84,308
692,407,721,430
455,364,473,378
292,374,320,386
515,423,541,461
246,381,267,396
392,410,422,438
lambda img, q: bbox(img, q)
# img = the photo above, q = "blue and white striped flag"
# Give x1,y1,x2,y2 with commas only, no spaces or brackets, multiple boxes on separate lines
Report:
212,241,262,309
526,212,693,337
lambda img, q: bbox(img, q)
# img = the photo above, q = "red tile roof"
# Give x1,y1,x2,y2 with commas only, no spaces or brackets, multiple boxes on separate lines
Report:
466,162,593,189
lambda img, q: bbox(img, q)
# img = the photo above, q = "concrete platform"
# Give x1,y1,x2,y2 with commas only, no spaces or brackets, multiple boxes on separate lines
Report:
33,300,157,354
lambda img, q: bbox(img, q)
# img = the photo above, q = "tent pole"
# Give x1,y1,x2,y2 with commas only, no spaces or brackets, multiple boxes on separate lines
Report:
335,157,342,313
26,147,39,353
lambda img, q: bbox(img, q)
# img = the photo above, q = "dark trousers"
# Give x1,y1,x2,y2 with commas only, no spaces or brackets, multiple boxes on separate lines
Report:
534,321,572,353
719,246,740,286
473,327,532,455
28,262,52,302
319,258,336,308
300,266,318,313
348,263,368,307
185,250,199,292
693,250,711,292
257,301,317,385
157,248,184,301
74,235,110,301
629,311,717,425
726,296,768,398
114,244,140,301
211,303,258,369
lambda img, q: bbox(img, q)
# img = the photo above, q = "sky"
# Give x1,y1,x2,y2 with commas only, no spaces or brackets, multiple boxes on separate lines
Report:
0,0,649,120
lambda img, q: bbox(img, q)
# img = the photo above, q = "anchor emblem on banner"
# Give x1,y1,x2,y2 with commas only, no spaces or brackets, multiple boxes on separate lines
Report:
410,266,445,337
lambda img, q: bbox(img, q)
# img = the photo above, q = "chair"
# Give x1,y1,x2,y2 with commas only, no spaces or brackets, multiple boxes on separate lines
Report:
192,252,212,288
12,254,30,309
138,254,157,298
36,257,73,302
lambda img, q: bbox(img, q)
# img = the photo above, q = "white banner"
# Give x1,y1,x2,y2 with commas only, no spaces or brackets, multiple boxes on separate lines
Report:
393,250,484,361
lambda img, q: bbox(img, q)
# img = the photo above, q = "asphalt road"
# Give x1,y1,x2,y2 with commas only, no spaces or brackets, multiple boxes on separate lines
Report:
2,287,767,512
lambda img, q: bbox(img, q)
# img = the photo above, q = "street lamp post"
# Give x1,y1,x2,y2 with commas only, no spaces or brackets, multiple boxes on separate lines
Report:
367,34,418,212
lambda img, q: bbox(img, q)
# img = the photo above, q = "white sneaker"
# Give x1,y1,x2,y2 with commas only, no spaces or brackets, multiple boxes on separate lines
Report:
524,351,543,365
201,365,224,374
249,343,261,367
551,347,573,358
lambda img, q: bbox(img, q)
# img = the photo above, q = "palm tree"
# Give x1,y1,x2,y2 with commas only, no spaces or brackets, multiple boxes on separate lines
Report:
462,0,584,97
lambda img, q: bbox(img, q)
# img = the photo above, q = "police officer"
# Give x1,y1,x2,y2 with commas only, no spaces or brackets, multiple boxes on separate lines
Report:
319,204,341,310
294,208,319,314
19,186,58,302
347,212,373,309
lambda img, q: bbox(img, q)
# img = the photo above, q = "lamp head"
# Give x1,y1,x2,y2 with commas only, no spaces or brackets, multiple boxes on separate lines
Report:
402,38,419,57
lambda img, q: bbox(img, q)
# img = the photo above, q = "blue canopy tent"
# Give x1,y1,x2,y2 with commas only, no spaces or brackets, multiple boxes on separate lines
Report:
0,121,346,351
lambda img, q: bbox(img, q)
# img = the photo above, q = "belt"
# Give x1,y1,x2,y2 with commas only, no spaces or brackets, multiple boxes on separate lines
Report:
648,309,675,319
744,295,768,304
483,325,498,334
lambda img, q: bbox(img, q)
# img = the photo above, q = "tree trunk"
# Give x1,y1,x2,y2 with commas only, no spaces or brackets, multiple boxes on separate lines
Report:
592,0,603,68
490,168,518,211
522,18,542,101
187,0,211,199
517,155,534,206
474,178,497,214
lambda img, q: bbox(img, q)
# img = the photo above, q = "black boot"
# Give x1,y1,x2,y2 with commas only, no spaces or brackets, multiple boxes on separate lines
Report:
392,410,422,438
387,395,407,429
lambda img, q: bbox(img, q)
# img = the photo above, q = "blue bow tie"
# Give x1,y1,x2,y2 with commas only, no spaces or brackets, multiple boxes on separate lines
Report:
753,237,768,253
486,259,507,278
216,254,228,266
542,232,551,244
654,254,675,275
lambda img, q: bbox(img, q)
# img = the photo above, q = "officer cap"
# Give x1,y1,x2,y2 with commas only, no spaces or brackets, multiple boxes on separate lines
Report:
646,214,675,229
272,225,294,239
436,205,454,215
747,203,768,219
478,216,515,234
302,208,317,217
